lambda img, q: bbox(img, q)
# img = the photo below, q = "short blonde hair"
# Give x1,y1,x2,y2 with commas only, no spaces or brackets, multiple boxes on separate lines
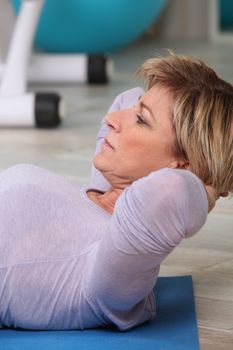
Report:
137,52,233,195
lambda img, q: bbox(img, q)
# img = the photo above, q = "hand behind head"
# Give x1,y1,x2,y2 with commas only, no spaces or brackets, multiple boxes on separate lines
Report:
204,185,229,213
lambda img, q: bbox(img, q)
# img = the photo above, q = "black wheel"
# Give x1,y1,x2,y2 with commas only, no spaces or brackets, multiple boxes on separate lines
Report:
87,55,113,84
35,93,62,128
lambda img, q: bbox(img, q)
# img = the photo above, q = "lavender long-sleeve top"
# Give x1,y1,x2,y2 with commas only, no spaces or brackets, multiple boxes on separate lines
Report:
0,88,208,331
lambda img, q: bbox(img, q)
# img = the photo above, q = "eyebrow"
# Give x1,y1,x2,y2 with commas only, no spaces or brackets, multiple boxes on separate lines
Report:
138,97,156,122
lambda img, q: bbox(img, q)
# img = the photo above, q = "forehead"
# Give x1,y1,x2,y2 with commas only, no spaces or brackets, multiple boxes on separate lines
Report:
141,84,174,122
144,84,173,105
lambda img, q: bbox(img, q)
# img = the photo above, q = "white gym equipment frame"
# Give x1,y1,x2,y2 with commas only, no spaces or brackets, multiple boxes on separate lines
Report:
0,0,112,128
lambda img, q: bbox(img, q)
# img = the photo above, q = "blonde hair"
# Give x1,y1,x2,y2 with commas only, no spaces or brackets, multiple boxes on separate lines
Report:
137,52,233,195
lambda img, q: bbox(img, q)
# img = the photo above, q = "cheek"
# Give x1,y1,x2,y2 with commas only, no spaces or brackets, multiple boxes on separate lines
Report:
119,131,146,152
121,132,154,156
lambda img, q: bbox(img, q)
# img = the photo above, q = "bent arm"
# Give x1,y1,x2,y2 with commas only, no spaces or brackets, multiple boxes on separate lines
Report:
90,87,145,191
84,168,208,330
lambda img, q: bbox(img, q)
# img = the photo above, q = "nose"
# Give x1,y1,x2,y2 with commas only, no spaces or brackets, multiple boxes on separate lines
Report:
104,111,121,133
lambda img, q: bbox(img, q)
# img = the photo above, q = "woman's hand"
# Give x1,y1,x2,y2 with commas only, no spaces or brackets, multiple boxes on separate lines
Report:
204,185,217,212
204,185,229,213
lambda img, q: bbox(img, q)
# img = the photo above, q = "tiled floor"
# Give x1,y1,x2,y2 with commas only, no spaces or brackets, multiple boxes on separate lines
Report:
0,38,233,349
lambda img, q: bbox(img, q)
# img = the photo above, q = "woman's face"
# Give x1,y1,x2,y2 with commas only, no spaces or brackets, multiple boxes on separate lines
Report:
94,85,183,188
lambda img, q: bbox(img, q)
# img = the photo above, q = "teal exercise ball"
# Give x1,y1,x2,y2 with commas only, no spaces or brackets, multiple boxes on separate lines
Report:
12,0,166,53
220,0,233,30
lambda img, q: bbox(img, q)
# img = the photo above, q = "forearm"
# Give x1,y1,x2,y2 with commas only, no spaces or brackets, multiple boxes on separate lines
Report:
85,169,208,327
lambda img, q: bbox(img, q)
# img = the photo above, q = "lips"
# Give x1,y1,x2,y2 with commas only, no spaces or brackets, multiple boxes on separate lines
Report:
104,138,114,149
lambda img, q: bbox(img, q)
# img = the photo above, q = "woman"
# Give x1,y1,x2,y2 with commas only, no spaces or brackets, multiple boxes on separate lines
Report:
0,53,232,330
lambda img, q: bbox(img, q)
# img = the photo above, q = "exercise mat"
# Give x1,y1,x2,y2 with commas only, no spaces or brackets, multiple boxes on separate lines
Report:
0,276,199,350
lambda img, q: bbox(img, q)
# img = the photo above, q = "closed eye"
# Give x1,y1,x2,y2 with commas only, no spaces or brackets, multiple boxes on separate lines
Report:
136,114,147,125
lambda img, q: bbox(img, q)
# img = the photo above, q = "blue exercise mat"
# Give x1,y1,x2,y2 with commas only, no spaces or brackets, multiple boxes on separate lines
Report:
0,276,199,350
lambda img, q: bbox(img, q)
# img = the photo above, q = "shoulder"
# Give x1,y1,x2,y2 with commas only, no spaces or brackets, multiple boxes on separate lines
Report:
131,168,203,193
115,168,208,239
123,168,208,215
0,164,42,187
0,164,55,184
0,163,79,195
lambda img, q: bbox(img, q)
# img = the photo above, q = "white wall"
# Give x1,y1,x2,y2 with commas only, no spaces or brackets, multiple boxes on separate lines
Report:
155,0,209,39
0,0,16,60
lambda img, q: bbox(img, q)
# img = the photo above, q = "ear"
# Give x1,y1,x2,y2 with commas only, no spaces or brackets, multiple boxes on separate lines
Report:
168,159,190,170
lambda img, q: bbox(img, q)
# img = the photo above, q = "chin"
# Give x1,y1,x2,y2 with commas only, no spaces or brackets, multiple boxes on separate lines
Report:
93,153,106,172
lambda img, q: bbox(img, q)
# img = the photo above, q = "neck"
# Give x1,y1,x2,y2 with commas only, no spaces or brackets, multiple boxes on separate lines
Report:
87,187,124,214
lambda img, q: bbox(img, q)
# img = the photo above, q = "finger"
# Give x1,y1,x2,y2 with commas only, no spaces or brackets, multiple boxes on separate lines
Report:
220,192,229,197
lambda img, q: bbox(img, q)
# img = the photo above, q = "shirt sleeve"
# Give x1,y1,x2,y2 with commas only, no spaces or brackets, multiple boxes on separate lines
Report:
90,87,145,191
84,168,208,330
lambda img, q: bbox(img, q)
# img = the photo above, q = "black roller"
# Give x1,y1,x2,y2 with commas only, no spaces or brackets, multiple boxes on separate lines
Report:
35,93,62,128
87,55,109,84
